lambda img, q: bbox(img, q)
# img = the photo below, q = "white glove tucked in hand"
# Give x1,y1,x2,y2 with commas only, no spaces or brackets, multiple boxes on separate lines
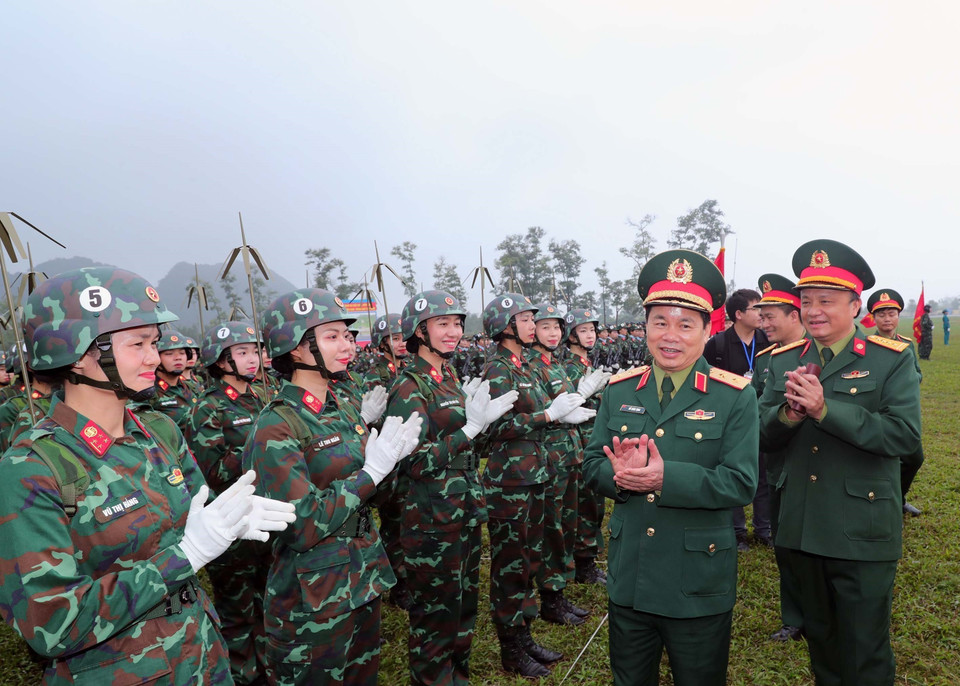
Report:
545,392,585,423
180,470,255,573
360,386,388,424
557,406,597,425
577,369,612,399
361,413,424,485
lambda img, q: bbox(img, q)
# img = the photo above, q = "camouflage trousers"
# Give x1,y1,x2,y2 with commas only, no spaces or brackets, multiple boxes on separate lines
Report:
574,462,606,562
541,464,579,592
264,598,381,686
375,473,409,584
486,483,546,627
403,525,482,686
206,540,270,685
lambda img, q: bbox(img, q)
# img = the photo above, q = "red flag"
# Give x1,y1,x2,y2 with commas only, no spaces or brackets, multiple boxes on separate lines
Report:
710,248,726,335
860,312,876,328
913,285,925,341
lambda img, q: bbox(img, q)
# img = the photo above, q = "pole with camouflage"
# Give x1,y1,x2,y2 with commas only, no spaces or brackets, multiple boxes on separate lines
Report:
218,212,272,401
0,212,66,420
186,262,210,339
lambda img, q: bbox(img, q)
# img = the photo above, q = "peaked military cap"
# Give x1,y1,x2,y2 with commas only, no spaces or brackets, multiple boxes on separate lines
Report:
637,249,726,314
792,239,875,295
757,273,801,309
866,289,904,313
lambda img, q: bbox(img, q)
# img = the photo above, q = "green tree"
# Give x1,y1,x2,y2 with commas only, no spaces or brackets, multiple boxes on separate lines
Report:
595,261,612,325
495,227,552,301
220,271,244,315
620,214,658,281
608,279,631,324
432,256,467,304
669,199,733,256
305,247,336,289
390,241,419,299
547,238,584,306
577,289,599,311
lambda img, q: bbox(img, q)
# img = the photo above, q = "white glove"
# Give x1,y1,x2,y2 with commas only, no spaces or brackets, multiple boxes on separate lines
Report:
361,413,424,485
484,389,519,431
361,386,388,424
462,381,492,440
179,471,255,573
462,377,483,400
577,369,612,399
241,494,297,542
545,392,585,422
557,406,597,425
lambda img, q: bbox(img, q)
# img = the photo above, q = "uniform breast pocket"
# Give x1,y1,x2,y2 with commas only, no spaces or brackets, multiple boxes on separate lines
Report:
295,539,352,617
673,421,723,463
75,487,158,564
681,526,735,597
832,379,877,405
843,477,895,541
606,414,650,439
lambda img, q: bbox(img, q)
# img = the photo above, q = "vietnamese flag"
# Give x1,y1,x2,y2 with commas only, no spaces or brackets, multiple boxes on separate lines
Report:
710,247,726,335
913,285,925,341
860,312,876,328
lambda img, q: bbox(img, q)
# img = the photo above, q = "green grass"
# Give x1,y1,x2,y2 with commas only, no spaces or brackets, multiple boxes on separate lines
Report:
2,329,958,684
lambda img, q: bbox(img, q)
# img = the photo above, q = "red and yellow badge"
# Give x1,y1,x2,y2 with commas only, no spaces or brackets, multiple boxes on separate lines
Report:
388,362,396,374
810,250,831,268
584,310,592,317
510,354,522,369
429,367,443,384
540,353,551,365
167,467,185,486
355,424,365,435
246,326,256,335
158,379,169,391
170,335,179,342
334,296,345,309
762,280,772,293
80,421,112,456
225,386,239,401
145,286,160,303
301,390,322,413
694,371,708,393
853,337,866,356
580,356,589,367
444,296,455,306
666,258,693,284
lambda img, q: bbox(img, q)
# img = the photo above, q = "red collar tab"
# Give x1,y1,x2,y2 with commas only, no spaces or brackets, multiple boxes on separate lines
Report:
80,420,113,456
510,354,522,369
31,390,42,399
580,356,589,367
301,390,323,414
801,340,812,357
388,361,396,373
158,379,169,391
853,337,866,356
694,371,708,393
636,368,652,390
429,367,443,384
540,354,551,366
128,409,147,433
224,386,240,401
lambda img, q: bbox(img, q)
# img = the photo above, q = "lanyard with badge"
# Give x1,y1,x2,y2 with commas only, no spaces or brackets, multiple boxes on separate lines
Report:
740,336,755,379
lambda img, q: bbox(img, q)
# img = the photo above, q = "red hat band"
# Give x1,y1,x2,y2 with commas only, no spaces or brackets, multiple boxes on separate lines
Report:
870,297,901,313
644,280,713,312
796,266,864,295
760,289,801,309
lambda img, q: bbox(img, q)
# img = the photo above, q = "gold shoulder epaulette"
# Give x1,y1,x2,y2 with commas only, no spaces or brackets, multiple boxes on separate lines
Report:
868,335,909,353
771,339,806,356
756,343,778,358
610,365,648,385
897,334,914,342
709,367,751,390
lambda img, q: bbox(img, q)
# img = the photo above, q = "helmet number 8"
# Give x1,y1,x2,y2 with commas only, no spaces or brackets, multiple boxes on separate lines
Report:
79,286,113,313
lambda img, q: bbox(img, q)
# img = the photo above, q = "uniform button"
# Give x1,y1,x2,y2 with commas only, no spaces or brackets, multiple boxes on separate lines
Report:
655,428,665,438
646,527,655,536
868,491,875,501
694,432,703,440
810,475,817,483
811,446,819,454
850,387,858,395
708,543,716,553
621,425,628,433
646,493,655,503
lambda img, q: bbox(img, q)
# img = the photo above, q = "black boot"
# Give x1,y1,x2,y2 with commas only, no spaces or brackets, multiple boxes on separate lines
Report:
387,578,413,611
559,590,590,618
574,557,606,584
520,621,564,664
540,589,585,626
497,625,550,677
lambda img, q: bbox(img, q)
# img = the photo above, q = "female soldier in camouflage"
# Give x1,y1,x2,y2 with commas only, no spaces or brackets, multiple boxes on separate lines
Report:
528,303,598,627
0,267,295,685
187,320,270,684
240,288,422,686
384,290,518,685
480,293,587,677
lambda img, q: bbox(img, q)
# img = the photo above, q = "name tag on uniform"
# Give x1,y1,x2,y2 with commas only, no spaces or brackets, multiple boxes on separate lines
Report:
620,404,646,414
315,433,343,450
518,382,532,389
160,400,178,407
439,398,461,409
231,417,253,426
94,489,147,523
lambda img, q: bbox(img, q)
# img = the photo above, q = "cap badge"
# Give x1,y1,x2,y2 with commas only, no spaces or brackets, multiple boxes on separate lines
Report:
667,258,693,284
334,297,345,309
762,280,772,293
547,306,554,313
245,326,255,335
810,250,831,268
444,296,455,306
170,335,179,342
145,286,160,303
880,292,890,301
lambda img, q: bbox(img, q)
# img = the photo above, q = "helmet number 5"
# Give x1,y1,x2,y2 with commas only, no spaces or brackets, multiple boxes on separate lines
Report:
79,286,112,313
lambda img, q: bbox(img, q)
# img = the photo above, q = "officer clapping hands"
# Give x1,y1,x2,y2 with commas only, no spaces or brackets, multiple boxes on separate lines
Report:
603,435,665,493
361,412,424,484
577,368,612,399
462,380,520,439
361,385,389,424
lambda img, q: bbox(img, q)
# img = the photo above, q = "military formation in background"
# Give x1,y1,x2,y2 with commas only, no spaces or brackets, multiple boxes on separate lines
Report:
0,236,932,686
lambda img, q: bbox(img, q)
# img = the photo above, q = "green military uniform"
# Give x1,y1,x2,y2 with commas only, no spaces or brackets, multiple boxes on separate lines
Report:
148,374,197,431
4,391,56,451
0,387,52,452
583,249,759,686
758,240,922,685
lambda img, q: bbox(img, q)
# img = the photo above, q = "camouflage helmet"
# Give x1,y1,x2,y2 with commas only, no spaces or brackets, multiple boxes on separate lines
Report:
483,293,537,339
401,291,467,342
200,321,259,368
371,313,404,348
24,267,178,371
157,329,191,352
260,288,356,359
4,344,24,374
533,302,564,324
564,307,600,331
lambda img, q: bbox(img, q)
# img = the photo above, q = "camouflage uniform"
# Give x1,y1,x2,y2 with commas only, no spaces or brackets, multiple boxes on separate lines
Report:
5,391,56,451
0,387,52,452
0,266,231,685
187,320,270,685
243,289,394,686
147,331,199,431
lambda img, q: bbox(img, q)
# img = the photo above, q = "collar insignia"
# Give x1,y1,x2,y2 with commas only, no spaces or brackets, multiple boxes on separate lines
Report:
224,386,239,400
301,391,322,413
80,420,113,456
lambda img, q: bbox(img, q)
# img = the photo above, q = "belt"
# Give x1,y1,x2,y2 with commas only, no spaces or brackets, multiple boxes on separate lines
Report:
449,452,481,470
332,506,371,538
142,581,199,621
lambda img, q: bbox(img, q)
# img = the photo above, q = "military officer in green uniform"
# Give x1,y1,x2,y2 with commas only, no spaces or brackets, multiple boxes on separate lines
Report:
866,288,925,517
583,249,759,686
758,240,922,685
148,329,198,432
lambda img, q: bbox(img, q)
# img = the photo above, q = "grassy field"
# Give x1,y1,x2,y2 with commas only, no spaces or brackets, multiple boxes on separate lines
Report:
2,325,958,684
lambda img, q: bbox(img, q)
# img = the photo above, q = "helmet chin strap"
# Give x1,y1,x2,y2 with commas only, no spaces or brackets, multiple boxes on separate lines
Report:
501,320,534,349
67,336,156,401
535,340,559,353
291,330,347,381
417,323,455,360
225,355,257,383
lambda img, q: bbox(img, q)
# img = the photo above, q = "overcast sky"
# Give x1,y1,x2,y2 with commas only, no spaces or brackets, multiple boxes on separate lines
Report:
2,1,958,316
